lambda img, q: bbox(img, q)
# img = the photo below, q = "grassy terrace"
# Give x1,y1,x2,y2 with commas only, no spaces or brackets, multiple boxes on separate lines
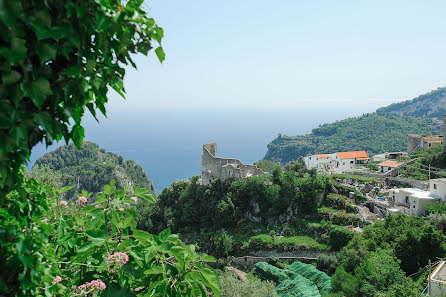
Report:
236,233,329,252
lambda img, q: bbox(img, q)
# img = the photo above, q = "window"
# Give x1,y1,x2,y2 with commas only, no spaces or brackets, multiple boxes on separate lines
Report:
429,143,432,148
343,162,345,165
434,184,437,189
310,157,311,160
413,205,415,209
350,161,354,164
405,196,409,204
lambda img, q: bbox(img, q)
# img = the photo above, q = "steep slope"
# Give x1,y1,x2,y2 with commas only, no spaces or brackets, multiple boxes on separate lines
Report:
377,87,446,119
264,113,441,164
31,141,154,198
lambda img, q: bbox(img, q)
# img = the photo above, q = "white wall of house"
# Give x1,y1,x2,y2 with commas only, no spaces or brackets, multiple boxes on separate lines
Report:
390,188,439,216
429,179,446,201
303,155,331,172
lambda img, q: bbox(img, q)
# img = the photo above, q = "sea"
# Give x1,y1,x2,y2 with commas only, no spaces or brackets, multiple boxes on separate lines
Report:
28,102,385,193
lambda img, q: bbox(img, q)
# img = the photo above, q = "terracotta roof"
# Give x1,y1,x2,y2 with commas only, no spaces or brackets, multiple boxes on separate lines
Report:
377,160,403,168
316,154,330,158
335,151,369,160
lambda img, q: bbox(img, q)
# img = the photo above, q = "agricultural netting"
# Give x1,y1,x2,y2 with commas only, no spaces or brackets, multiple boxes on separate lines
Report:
255,261,332,297
287,262,332,294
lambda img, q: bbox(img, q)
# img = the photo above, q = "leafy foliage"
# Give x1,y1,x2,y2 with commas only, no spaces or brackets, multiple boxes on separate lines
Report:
331,213,446,296
149,172,328,234
264,113,440,164
0,0,164,195
219,269,278,297
30,141,154,199
0,177,220,296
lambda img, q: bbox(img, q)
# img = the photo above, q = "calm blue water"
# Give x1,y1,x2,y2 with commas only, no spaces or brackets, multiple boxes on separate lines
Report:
29,104,381,192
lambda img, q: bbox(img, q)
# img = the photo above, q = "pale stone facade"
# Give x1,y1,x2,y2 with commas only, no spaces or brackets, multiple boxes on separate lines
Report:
201,143,265,185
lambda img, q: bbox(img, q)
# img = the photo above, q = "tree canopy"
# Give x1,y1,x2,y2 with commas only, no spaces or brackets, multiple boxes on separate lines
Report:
0,0,164,197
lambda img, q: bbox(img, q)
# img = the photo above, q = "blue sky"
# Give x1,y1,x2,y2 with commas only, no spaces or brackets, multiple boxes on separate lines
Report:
108,0,446,110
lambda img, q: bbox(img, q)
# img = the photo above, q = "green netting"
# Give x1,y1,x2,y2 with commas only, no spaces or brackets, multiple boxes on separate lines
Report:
255,262,292,283
287,262,332,294
255,261,332,297
275,274,320,297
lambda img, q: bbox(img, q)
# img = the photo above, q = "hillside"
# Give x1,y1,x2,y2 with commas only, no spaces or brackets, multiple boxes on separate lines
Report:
30,141,154,198
264,113,441,164
377,87,446,119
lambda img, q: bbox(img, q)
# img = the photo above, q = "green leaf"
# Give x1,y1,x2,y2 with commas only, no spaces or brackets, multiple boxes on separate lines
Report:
104,183,114,195
144,265,164,275
85,229,107,242
199,254,216,263
85,59,96,72
64,65,80,76
0,37,27,64
199,267,220,297
159,228,171,241
36,42,57,63
95,192,106,203
21,78,52,108
0,0,23,27
3,70,21,84
59,185,74,193
10,125,27,144
132,230,152,242
155,46,165,63
72,124,84,148
34,112,53,132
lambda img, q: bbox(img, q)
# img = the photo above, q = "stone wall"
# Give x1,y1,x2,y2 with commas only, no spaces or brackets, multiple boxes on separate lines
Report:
386,177,429,190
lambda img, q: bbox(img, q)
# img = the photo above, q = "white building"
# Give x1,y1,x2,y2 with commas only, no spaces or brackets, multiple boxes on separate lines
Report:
389,178,446,216
428,260,446,296
377,160,403,173
303,151,369,174
430,178,446,200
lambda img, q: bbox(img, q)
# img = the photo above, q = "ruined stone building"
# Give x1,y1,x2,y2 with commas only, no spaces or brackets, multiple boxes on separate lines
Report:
407,114,446,155
201,143,265,185
407,134,443,155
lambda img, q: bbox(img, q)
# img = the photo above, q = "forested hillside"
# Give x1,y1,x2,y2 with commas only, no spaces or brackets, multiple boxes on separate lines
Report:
377,87,446,119
30,142,154,198
264,113,441,164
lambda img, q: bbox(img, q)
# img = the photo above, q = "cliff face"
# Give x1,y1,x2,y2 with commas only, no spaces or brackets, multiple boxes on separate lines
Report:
32,141,154,199
377,87,446,119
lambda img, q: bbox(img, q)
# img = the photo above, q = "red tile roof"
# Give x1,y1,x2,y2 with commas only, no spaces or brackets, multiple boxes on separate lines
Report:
335,151,369,160
316,154,330,158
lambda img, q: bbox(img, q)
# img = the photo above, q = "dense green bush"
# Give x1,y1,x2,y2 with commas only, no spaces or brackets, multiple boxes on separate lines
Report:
219,269,278,297
213,232,234,257
328,227,355,250
316,254,338,275
331,214,446,296
148,173,328,233
324,194,357,213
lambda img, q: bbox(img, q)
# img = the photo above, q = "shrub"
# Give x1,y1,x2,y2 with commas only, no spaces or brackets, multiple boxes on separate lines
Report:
214,232,234,257
316,254,339,275
329,227,355,250
220,269,278,297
